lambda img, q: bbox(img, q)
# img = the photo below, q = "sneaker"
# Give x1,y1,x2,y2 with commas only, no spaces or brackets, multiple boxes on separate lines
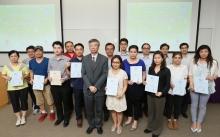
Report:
21,118,26,125
167,121,173,130
38,113,47,122
15,118,21,127
50,113,55,121
173,121,179,130
33,109,39,115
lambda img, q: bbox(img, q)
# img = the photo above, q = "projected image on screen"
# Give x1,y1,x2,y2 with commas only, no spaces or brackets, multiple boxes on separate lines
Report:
0,5,57,51
120,0,200,52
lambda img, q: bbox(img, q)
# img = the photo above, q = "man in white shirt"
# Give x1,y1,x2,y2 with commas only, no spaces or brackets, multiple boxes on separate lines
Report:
160,43,172,66
117,38,129,60
141,43,153,117
179,43,193,118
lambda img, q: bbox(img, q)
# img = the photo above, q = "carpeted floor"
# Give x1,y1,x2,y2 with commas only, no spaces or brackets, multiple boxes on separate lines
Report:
0,96,219,137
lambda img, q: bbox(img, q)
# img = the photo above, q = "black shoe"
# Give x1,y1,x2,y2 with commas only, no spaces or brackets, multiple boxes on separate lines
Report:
63,120,69,127
152,134,159,137
144,129,152,133
97,127,103,134
104,116,109,122
86,126,95,134
54,119,63,126
181,113,188,118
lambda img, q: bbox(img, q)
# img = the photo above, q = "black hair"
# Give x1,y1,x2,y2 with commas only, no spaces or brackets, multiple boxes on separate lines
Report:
141,43,151,49
172,52,182,58
128,45,139,52
74,43,84,49
179,43,189,49
194,45,215,68
105,43,115,50
65,41,74,47
160,43,170,50
149,50,166,70
8,50,20,58
111,55,123,69
120,38,128,44
52,41,64,49
26,45,35,52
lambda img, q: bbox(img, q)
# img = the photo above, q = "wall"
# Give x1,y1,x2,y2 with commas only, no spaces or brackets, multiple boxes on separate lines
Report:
0,0,219,75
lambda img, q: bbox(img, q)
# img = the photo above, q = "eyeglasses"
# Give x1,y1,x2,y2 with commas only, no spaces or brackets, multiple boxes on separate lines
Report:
112,62,120,64
142,48,150,50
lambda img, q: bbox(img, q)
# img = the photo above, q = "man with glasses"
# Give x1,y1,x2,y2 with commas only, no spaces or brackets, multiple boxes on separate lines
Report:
117,38,129,61
141,43,153,117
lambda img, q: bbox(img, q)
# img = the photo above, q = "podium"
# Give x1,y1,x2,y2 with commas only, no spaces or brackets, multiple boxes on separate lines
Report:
0,72,8,108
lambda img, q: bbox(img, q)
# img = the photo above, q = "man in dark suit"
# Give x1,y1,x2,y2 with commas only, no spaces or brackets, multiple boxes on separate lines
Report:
82,39,108,134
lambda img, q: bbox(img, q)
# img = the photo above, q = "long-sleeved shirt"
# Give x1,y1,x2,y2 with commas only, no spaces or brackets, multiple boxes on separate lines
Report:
47,55,70,80
147,67,171,98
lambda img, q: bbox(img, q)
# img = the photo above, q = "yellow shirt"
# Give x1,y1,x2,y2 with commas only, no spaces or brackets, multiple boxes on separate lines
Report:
2,63,29,91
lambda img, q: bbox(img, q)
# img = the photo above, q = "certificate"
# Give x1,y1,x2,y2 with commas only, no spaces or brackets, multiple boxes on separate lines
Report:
10,71,23,87
33,75,45,90
172,79,186,95
71,62,82,78
130,66,142,82
106,78,118,96
145,75,159,93
194,76,208,94
50,71,61,86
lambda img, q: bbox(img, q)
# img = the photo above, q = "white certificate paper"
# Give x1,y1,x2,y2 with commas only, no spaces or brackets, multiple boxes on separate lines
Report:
33,75,45,90
194,76,208,94
10,71,23,87
50,71,61,86
130,66,142,82
173,79,186,95
145,75,159,93
106,78,118,96
71,62,82,78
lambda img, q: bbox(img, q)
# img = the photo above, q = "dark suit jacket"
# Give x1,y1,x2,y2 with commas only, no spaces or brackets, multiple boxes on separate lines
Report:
82,53,108,96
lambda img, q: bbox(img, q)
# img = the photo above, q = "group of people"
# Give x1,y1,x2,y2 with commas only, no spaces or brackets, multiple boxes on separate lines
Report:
1,38,219,137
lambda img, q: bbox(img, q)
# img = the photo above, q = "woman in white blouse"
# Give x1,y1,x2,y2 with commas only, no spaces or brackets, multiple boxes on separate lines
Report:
166,52,188,130
189,45,218,133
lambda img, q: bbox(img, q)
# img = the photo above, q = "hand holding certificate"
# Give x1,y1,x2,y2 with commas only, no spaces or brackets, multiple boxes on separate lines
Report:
172,79,186,96
130,66,142,83
71,62,82,78
194,76,208,94
10,71,23,87
106,78,118,96
33,75,45,90
145,75,159,93
50,71,61,86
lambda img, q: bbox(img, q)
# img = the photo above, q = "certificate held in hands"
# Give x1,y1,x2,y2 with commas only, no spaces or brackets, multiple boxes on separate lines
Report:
145,75,159,93
130,66,142,82
50,71,61,86
10,71,23,87
194,76,208,94
106,78,118,96
172,79,186,96
33,75,45,90
71,62,82,78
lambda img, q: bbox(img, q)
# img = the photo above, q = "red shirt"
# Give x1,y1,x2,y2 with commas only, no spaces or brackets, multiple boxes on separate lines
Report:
63,52,76,59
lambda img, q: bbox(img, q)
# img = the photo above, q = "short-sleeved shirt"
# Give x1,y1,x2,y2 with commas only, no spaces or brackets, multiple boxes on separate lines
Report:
2,63,29,91
48,55,70,80
69,57,84,89
29,57,49,84
167,64,188,95
117,52,130,61
122,59,146,79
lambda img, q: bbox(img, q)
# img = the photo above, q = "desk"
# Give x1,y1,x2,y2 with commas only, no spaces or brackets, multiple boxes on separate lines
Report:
0,72,8,108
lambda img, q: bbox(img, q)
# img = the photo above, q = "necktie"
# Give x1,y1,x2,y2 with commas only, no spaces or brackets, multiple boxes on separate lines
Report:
92,57,96,67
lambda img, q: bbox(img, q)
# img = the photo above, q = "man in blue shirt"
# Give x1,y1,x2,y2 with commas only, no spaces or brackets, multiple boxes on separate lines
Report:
29,46,55,122
66,43,86,128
